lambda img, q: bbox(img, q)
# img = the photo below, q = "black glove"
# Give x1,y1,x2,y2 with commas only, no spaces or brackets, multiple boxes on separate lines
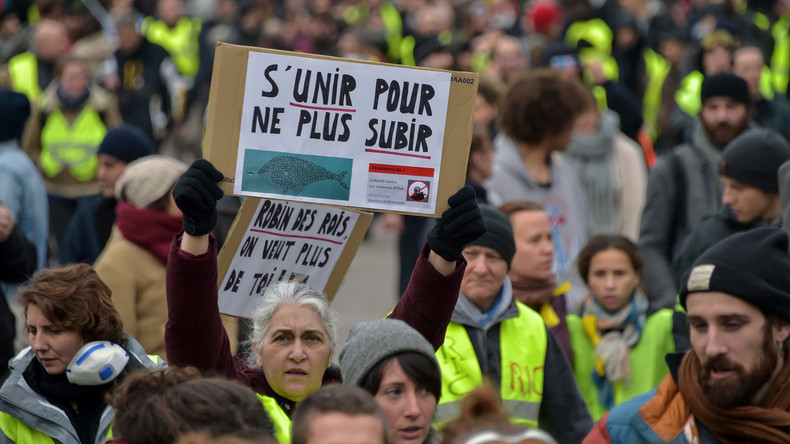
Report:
427,185,487,262
173,159,224,236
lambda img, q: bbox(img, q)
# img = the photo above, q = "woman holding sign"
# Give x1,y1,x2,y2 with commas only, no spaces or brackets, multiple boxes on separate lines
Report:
165,159,486,443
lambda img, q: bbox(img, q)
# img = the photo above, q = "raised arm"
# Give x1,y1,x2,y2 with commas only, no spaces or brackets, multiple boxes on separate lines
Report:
389,186,486,349
165,160,239,377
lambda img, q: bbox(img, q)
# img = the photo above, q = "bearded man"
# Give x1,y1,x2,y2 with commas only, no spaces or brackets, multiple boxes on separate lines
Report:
638,73,753,312
587,227,790,443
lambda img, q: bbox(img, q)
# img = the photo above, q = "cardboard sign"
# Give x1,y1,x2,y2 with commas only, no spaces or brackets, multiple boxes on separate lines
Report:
217,198,372,317
204,43,478,217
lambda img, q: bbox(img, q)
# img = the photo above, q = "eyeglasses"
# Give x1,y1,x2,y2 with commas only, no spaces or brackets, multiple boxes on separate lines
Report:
460,428,558,444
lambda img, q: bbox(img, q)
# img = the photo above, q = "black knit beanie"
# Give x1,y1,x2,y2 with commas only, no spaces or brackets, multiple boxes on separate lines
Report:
0,89,30,142
700,73,750,106
467,205,515,268
679,227,790,322
98,124,155,164
720,129,790,192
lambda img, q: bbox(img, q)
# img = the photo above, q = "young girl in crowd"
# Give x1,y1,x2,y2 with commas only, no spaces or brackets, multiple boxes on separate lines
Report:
566,234,674,420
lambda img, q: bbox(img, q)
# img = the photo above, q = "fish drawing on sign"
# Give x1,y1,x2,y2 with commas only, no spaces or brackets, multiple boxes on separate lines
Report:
256,155,349,194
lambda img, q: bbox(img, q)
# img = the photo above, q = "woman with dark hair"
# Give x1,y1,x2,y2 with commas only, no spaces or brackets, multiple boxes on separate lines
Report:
340,319,442,444
567,234,674,420
0,263,164,443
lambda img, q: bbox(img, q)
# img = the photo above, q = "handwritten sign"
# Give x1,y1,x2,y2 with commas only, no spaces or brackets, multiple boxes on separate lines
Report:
204,44,478,217
217,198,372,317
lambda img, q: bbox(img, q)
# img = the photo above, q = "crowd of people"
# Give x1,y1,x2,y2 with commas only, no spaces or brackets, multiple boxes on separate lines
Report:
5,0,790,442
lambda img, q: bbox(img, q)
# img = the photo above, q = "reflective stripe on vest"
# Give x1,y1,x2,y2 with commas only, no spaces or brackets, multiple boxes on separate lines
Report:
566,309,674,421
0,412,56,443
40,107,106,181
8,52,40,103
642,49,671,141
435,303,547,427
142,16,201,78
258,394,291,444
675,70,704,117
772,16,790,95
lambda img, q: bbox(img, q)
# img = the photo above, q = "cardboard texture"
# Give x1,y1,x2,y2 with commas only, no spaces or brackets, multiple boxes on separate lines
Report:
204,43,478,217
217,197,373,307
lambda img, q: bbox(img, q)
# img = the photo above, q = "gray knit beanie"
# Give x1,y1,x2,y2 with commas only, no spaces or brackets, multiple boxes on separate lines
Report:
339,319,439,387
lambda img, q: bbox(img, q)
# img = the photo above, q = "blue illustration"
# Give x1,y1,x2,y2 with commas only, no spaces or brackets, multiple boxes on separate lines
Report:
242,150,352,200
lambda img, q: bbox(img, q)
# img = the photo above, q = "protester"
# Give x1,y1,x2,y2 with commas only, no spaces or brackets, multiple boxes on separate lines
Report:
586,227,790,443
7,19,68,102
93,155,186,359
0,205,37,383
100,14,187,147
732,46,790,143
109,366,276,444
568,234,674,420
434,204,592,442
291,385,388,444
165,159,485,443
0,263,164,443
674,128,790,285
59,124,155,265
0,88,48,354
499,201,572,362
639,73,753,312
563,91,647,241
21,56,123,259
486,69,593,310
340,319,441,444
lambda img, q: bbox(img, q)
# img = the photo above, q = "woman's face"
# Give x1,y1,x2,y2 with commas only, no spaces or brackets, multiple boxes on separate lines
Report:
374,358,437,444
27,304,85,375
255,304,331,402
587,249,640,314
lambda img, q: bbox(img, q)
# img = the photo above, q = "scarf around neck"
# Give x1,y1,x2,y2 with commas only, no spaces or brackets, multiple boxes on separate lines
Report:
678,349,790,443
581,289,648,409
564,112,619,234
115,201,183,263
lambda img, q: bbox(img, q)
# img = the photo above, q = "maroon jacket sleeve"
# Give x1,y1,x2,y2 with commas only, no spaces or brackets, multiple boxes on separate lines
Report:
165,233,238,379
387,243,466,350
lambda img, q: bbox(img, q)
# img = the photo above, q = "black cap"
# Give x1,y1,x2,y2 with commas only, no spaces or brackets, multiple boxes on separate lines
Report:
700,73,750,106
468,205,516,268
97,125,155,164
679,227,790,323
720,129,790,192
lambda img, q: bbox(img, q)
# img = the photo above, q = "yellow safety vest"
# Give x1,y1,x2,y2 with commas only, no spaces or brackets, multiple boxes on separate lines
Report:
8,52,40,103
567,309,674,421
642,49,672,141
675,70,704,117
40,107,106,181
258,394,291,444
772,16,790,95
0,413,56,444
435,303,547,427
142,16,201,78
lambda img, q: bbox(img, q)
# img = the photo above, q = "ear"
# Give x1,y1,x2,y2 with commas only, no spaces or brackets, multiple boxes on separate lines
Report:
773,320,790,344
253,341,263,368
